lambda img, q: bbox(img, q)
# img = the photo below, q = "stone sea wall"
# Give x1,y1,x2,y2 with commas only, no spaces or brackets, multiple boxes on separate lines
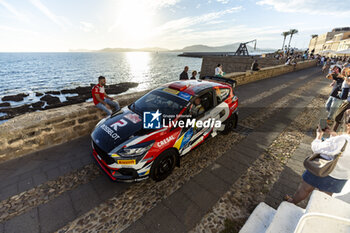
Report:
200,56,285,77
225,60,317,85
0,90,148,162
0,60,316,163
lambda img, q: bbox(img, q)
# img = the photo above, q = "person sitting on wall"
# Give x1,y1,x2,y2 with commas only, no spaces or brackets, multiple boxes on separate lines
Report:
215,64,225,76
92,76,120,115
251,60,260,71
190,70,197,80
179,66,189,80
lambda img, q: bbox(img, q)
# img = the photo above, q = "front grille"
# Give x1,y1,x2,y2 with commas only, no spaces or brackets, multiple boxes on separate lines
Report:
93,141,115,165
118,168,138,179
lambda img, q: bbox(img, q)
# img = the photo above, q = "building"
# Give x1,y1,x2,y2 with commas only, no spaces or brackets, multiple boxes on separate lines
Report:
338,38,350,51
308,27,350,54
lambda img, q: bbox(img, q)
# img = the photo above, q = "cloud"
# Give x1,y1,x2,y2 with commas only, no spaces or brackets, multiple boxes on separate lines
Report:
154,6,243,34
29,0,69,29
80,21,94,32
257,0,350,16
0,25,38,34
216,0,230,4
150,0,181,8
156,24,287,49
0,0,28,22
196,3,201,8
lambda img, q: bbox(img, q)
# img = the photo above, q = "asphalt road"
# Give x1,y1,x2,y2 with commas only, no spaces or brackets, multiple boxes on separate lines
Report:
0,67,328,233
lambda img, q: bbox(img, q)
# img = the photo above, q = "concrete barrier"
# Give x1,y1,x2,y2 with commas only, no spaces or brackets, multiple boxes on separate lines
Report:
0,60,317,163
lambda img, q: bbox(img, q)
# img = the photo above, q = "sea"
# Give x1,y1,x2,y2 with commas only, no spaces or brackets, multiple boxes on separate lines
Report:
0,52,202,107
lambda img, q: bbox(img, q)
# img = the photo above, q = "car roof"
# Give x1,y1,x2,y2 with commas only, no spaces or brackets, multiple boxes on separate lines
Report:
163,80,230,96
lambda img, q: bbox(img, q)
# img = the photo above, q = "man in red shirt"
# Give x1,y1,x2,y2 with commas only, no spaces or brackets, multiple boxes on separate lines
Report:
92,76,120,115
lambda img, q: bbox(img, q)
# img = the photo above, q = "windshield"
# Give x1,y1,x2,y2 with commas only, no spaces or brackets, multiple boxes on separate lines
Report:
132,89,188,118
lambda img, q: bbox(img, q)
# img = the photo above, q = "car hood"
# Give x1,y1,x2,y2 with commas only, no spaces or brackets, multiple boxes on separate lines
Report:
91,108,146,153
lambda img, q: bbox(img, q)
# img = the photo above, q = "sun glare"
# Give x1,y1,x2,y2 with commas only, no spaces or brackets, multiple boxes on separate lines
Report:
126,52,151,89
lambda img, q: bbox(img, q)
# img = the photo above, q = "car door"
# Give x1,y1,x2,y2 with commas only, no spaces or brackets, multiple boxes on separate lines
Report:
177,89,218,155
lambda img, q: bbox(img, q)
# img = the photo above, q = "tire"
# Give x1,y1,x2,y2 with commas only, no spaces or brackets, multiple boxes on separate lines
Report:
150,149,177,182
222,113,238,134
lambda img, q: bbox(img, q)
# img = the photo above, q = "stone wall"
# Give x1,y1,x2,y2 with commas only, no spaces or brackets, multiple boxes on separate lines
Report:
200,56,285,77
0,60,316,163
0,90,148,162
224,60,317,86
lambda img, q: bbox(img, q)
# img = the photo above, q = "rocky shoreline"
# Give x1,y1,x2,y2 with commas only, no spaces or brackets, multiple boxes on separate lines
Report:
0,82,138,121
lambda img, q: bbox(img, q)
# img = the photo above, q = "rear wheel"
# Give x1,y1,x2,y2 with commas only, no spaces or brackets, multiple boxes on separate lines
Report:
150,149,177,182
223,113,238,134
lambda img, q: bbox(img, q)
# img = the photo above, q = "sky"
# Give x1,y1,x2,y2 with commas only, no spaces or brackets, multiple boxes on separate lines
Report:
1,0,350,52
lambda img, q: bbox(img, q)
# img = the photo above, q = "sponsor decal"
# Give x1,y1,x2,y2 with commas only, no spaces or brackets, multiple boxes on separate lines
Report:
163,88,179,95
117,159,136,165
110,119,128,131
143,110,162,129
157,135,175,147
101,124,120,140
124,113,141,124
230,102,238,110
180,128,194,149
111,154,120,158
177,92,192,101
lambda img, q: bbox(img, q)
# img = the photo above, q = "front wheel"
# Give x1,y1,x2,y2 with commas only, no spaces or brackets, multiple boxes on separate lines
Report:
150,149,177,182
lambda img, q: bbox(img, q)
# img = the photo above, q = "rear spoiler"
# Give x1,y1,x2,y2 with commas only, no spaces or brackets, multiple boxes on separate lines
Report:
200,76,237,88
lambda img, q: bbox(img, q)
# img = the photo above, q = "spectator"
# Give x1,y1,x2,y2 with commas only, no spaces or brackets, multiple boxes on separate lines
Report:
251,60,260,71
92,76,120,115
323,59,331,73
285,56,296,67
215,64,224,76
285,123,350,205
179,66,189,80
190,70,197,80
333,67,350,131
285,56,292,65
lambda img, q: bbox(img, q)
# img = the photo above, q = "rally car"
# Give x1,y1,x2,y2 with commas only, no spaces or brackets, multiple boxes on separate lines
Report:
91,76,238,182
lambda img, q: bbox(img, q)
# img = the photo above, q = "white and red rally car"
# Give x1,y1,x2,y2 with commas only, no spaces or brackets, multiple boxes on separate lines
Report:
91,76,238,182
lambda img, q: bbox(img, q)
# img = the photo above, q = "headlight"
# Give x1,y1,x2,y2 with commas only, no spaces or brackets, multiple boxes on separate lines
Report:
118,141,154,157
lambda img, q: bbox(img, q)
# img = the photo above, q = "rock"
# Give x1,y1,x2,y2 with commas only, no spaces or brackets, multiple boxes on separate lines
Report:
31,101,45,110
2,93,28,102
61,86,90,95
0,102,10,107
106,82,138,94
35,92,44,97
46,91,61,95
65,95,89,105
40,94,61,105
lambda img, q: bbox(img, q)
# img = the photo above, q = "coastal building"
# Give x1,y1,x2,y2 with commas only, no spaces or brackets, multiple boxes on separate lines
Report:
308,27,350,54
338,38,350,51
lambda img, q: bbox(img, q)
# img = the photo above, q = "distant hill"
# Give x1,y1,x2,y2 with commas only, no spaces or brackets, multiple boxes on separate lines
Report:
69,43,275,53
69,47,169,52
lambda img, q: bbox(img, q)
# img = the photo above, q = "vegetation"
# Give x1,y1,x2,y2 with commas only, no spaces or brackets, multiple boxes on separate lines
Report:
288,29,299,48
281,31,290,49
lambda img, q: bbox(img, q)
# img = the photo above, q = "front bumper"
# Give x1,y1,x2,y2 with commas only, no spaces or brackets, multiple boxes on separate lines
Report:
92,145,149,182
